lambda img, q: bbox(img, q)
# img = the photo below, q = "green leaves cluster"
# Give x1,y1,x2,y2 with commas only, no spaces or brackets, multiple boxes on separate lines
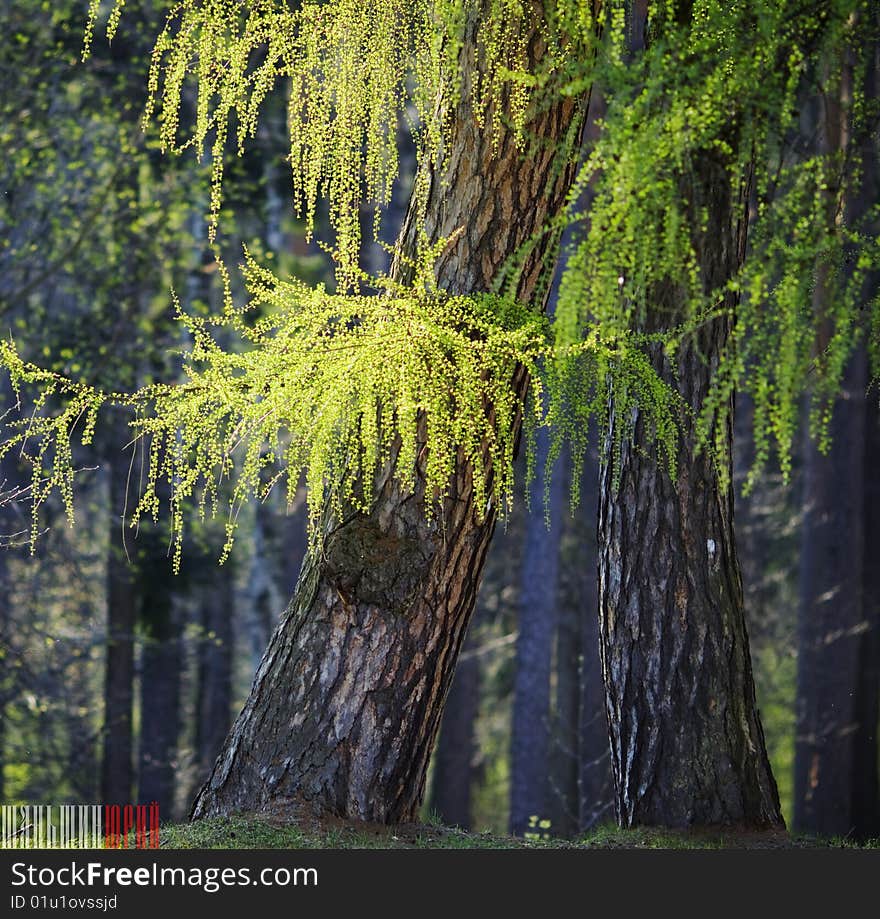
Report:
4,0,879,562
552,0,880,488
84,0,597,286
1,255,544,563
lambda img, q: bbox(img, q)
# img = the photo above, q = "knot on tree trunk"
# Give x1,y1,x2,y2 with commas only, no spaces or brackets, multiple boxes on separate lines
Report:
321,513,436,615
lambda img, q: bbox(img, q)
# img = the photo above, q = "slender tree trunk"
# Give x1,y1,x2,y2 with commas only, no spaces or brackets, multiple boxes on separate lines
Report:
428,643,480,829
194,569,235,788
510,427,564,835
138,547,183,818
0,380,13,803
855,392,880,836
794,349,868,836
794,41,879,839
598,139,782,825
551,515,584,838
192,9,587,823
575,454,614,831
101,415,137,805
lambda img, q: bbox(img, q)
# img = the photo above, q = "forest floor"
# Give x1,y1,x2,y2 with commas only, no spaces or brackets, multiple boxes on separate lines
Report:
159,815,880,849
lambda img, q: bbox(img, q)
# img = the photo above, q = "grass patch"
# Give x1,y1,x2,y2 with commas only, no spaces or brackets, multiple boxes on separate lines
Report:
156,815,880,850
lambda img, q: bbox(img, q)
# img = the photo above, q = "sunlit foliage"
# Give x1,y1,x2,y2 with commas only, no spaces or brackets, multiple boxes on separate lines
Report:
2,0,878,560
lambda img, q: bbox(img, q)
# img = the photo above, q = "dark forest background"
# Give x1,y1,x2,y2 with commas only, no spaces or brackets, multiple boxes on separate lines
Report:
0,0,876,840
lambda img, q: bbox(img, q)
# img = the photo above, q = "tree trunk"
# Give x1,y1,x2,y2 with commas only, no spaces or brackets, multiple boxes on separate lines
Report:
137,540,183,818
794,349,868,836
510,427,564,835
598,146,783,827
100,415,138,805
427,641,480,829
551,501,584,838
0,379,14,804
192,9,587,823
194,569,235,788
855,392,880,837
794,41,879,839
574,454,614,831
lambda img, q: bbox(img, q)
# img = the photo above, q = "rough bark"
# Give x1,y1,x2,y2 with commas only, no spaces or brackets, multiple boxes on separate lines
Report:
598,146,783,827
192,9,587,823
510,427,564,835
100,414,138,805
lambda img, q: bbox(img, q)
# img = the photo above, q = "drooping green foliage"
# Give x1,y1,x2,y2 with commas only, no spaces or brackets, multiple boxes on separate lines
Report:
552,0,880,489
84,0,596,285
3,251,551,570
2,0,879,561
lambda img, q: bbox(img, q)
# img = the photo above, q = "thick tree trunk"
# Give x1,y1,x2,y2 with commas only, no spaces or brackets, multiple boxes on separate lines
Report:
510,427,564,835
192,11,586,823
598,148,783,827
101,416,138,805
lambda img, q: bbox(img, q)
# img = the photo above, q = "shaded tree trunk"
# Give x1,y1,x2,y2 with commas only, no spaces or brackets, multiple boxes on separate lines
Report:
794,349,868,836
192,9,588,823
137,545,183,818
550,523,584,838
510,427,564,835
428,642,480,829
855,392,880,836
575,455,614,831
101,415,137,805
0,378,15,803
598,145,782,825
794,40,880,839
194,567,235,789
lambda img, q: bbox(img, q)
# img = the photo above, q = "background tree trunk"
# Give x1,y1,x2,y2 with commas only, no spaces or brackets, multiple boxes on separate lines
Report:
575,455,614,831
794,350,870,837
427,644,480,828
598,147,783,827
194,570,235,791
192,8,588,823
793,41,880,838
137,540,182,817
510,427,564,836
100,413,137,805
856,391,880,836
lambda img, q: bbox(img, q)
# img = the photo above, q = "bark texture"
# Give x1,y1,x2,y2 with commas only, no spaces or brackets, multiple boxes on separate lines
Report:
192,9,586,822
598,150,783,828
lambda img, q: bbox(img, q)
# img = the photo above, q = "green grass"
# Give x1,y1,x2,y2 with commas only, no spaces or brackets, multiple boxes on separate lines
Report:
155,816,880,850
